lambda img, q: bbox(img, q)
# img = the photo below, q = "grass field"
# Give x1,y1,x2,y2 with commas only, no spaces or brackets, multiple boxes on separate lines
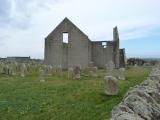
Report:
0,66,150,120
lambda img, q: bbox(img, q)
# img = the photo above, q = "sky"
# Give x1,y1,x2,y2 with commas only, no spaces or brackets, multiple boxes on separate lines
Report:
0,0,160,59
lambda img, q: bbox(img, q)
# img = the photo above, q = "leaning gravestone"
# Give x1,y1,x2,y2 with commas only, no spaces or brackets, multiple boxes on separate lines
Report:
39,68,45,82
104,76,119,95
118,68,126,80
73,66,81,80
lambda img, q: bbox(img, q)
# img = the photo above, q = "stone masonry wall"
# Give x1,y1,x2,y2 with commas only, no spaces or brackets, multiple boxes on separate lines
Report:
91,41,115,68
110,64,160,120
45,18,124,69
45,18,91,69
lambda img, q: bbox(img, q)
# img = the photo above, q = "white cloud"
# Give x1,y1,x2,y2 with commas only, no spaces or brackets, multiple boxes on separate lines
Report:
0,0,160,58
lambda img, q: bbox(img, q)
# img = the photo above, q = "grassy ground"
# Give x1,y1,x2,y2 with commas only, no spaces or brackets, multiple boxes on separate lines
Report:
0,66,150,120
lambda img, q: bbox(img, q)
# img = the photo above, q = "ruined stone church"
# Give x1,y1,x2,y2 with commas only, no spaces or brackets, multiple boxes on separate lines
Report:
44,18,126,69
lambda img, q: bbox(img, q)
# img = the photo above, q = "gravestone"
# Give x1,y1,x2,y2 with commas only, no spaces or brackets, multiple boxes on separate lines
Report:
39,68,45,82
26,63,31,72
51,65,56,75
0,62,4,73
5,65,10,75
134,64,138,67
68,67,74,80
11,63,16,75
89,61,94,68
8,65,13,75
73,65,81,80
55,65,62,76
0,63,2,73
1,63,5,74
21,63,26,77
45,65,53,75
88,62,93,75
118,68,126,80
88,62,98,77
91,66,98,77
104,64,108,70
104,76,119,95
48,65,53,75
107,61,115,76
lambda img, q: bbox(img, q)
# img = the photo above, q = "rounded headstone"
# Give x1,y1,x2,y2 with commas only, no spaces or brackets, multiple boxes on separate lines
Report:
104,76,119,95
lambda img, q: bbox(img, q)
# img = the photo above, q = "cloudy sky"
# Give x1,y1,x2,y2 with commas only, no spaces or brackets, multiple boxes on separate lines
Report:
0,0,160,59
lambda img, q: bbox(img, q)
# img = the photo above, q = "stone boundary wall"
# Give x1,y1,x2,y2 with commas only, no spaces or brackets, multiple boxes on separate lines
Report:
110,65,160,120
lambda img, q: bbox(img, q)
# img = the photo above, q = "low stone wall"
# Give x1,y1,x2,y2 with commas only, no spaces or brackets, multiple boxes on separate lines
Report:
110,65,160,120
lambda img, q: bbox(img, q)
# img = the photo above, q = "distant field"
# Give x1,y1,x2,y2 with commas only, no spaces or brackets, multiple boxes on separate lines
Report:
0,66,150,120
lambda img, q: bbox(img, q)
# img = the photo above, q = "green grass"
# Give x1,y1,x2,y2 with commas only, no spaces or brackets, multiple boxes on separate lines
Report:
0,66,150,120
